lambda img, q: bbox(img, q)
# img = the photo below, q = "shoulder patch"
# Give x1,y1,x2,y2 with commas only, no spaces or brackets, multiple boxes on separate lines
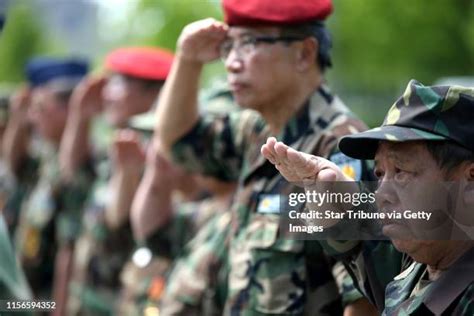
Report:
329,152,362,181
257,194,281,214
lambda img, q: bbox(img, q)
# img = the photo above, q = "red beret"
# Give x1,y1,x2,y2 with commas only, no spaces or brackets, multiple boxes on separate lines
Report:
222,0,333,26
105,47,174,81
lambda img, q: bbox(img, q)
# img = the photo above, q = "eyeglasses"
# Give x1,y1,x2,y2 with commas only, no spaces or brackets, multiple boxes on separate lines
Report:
219,35,305,61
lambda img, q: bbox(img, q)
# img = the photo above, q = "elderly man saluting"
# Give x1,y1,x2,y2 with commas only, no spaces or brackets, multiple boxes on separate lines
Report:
262,80,474,315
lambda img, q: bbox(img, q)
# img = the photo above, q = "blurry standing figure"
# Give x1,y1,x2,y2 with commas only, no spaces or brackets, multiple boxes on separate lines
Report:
117,85,238,315
0,89,15,222
0,213,32,302
2,57,90,300
61,47,174,316
0,11,33,305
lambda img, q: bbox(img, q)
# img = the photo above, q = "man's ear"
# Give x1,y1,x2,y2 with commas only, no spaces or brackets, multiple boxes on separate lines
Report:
465,162,474,181
295,37,318,72
461,163,474,206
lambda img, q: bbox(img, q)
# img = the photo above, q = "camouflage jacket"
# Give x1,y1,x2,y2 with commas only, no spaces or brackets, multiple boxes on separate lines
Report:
0,214,32,301
67,161,136,316
321,240,407,312
383,247,474,315
119,196,230,316
159,203,233,316
13,142,93,296
172,86,369,315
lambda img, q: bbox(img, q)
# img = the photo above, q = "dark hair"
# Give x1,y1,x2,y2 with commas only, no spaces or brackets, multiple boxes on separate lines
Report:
55,89,74,105
123,74,165,91
279,21,332,72
425,141,474,176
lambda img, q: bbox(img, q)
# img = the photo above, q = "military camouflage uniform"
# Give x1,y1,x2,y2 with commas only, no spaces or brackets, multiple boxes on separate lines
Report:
67,156,136,316
321,240,407,311
0,214,32,300
383,248,474,315
118,196,228,316
119,81,238,316
13,141,93,298
171,85,370,315
156,200,233,316
326,80,474,314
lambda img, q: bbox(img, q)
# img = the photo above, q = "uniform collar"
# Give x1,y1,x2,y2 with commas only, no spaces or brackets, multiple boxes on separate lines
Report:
242,85,337,184
423,246,474,315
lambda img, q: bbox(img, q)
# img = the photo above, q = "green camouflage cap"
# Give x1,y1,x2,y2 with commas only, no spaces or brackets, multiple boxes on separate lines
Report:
339,79,474,159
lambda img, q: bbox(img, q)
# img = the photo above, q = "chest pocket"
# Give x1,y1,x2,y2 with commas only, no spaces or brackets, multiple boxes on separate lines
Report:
230,212,308,314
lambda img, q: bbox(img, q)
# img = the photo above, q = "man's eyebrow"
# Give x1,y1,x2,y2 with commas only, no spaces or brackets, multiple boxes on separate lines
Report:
388,149,413,165
227,31,256,39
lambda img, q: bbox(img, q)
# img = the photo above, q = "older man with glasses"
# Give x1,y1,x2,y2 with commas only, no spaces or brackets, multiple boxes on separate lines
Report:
153,0,377,315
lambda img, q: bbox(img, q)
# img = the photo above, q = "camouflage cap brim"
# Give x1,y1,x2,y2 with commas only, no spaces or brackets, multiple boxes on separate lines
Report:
338,125,447,160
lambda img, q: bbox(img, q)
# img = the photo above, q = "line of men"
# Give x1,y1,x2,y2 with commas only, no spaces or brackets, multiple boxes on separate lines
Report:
0,0,473,315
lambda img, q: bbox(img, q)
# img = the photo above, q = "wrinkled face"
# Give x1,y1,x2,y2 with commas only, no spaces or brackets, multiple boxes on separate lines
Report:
373,141,455,260
223,26,300,111
28,87,68,142
102,73,160,127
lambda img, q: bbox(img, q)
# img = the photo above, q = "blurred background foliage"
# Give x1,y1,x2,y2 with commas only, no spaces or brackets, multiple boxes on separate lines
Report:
0,0,473,126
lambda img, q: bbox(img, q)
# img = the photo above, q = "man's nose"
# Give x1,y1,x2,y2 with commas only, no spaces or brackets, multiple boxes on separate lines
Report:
375,179,399,210
224,48,243,73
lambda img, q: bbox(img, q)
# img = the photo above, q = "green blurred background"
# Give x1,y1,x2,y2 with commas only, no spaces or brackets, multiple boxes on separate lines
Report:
1,0,473,127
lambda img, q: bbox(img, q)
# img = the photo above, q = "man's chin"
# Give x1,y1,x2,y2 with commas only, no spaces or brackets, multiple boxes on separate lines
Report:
382,223,413,240
232,93,251,109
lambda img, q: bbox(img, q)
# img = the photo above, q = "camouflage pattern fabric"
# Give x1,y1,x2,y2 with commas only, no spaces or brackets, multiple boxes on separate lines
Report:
118,196,228,315
2,157,39,235
383,248,474,315
0,214,32,301
339,79,474,160
159,206,232,315
14,142,93,298
320,240,407,312
171,85,370,315
67,159,135,316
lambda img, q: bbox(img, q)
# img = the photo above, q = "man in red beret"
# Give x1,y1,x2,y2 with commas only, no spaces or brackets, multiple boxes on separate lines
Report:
153,0,376,315
53,47,174,315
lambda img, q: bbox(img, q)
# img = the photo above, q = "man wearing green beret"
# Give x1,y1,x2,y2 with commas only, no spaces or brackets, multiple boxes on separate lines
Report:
262,80,474,315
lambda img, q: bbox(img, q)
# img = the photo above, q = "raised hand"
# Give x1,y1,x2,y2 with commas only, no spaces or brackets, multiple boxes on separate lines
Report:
110,129,145,173
261,137,350,184
10,86,32,116
69,75,107,121
177,18,228,63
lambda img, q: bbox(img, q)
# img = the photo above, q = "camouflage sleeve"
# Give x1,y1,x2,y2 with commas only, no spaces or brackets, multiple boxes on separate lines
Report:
168,199,222,258
160,211,231,316
171,110,264,181
0,215,32,300
55,159,96,246
332,261,364,307
2,156,40,234
454,284,474,315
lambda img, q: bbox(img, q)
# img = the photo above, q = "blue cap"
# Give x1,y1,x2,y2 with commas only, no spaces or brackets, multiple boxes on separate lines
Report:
25,57,89,89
